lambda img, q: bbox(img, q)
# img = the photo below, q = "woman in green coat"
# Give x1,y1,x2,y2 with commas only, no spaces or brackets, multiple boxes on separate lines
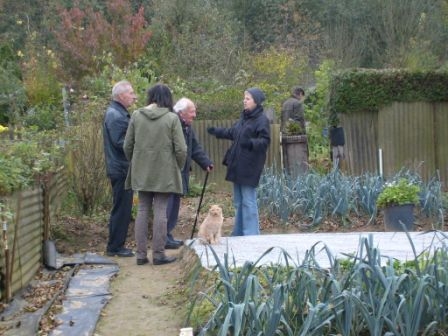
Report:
124,84,187,266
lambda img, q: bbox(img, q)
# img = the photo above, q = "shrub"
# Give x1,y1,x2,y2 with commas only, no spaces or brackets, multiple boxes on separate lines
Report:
24,104,64,131
53,0,152,79
65,98,110,216
0,129,65,196
21,39,61,107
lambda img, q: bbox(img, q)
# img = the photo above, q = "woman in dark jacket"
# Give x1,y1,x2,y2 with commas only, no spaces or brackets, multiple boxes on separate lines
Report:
207,87,270,236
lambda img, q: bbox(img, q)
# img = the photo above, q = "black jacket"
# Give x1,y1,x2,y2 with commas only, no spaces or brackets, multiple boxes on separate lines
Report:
181,119,212,194
213,106,270,187
103,100,130,177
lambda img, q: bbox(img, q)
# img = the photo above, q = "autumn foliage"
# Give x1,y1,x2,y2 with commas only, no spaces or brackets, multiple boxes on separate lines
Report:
53,0,152,79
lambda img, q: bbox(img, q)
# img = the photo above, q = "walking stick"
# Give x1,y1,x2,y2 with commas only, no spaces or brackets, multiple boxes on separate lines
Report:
190,171,209,239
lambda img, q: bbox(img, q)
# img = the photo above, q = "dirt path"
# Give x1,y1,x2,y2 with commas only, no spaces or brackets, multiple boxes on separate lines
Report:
92,195,235,336
94,248,188,336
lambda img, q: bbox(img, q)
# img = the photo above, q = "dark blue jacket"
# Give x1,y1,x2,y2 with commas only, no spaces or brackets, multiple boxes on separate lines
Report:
181,119,212,194
103,101,130,177
214,106,270,187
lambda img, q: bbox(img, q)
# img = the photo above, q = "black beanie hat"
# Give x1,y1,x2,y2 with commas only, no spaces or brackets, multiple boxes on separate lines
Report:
246,87,265,105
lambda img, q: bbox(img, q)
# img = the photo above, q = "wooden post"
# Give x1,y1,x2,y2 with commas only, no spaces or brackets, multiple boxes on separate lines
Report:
2,215,10,302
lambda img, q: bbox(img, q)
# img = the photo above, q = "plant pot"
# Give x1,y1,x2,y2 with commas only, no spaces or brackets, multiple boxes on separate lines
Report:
383,204,415,231
281,134,308,176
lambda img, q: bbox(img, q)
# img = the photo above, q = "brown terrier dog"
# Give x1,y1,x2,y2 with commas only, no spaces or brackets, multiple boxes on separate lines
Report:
198,204,223,244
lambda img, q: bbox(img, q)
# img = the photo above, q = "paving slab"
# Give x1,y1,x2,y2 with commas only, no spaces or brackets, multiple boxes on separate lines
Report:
187,231,448,269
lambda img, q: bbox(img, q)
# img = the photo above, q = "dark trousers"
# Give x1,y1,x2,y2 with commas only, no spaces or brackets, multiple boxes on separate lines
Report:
107,175,133,252
166,194,181,242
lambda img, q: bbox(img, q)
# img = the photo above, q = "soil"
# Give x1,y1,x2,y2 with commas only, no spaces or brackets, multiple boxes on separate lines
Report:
0,191,442,336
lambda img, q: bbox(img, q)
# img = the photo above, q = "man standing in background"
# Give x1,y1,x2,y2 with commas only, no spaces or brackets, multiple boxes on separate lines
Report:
280,86,308,175
103,80,137,257
281,86,306,134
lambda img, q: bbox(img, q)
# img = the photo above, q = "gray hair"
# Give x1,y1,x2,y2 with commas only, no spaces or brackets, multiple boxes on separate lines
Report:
173,97,194,114
112,80,132,99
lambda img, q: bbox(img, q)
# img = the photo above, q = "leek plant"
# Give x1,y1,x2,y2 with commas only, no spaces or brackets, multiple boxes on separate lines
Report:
258,167,446,228
187,233,448,335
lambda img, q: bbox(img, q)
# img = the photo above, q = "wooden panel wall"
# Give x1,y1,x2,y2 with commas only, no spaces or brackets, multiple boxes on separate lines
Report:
341,111,378,176
341,102,448,188
1,188,43,299
434,103,448,188
0,172,67,301
378,102,436,181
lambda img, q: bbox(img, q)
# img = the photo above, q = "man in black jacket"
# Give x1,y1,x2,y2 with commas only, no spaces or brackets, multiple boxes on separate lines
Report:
166,98,213,248
103,80,137,257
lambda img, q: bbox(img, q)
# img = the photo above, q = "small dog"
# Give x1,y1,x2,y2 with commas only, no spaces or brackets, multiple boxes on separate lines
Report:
198,204,223,244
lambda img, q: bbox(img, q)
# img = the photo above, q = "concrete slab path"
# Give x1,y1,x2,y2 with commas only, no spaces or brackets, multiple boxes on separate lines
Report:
187,231,448,269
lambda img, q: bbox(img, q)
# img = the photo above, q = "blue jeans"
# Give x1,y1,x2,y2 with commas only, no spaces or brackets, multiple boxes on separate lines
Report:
232,183,260,236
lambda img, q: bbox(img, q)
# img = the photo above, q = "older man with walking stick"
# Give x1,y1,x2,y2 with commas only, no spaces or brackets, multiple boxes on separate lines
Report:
166,98,213,248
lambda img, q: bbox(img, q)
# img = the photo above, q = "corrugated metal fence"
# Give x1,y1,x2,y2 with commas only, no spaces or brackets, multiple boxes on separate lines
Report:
0,171,67,301
341,102,448,187
189,120,281,190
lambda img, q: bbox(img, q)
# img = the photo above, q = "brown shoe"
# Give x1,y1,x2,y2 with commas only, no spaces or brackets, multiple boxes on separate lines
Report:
153,255,176,265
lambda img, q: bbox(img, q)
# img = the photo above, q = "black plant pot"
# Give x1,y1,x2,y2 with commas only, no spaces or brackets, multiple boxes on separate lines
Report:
383,204,415,231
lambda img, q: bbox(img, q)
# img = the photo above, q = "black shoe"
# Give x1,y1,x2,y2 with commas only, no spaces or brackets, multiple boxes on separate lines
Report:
153,256,176,265
106,247,135,257
165,241,182,249
172,239,184,246
136,257,149,265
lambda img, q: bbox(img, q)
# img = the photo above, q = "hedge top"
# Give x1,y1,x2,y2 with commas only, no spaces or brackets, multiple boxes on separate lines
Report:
328,68,448,125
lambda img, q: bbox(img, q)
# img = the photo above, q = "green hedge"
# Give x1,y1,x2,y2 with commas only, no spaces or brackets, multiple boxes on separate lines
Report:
328,69,448,124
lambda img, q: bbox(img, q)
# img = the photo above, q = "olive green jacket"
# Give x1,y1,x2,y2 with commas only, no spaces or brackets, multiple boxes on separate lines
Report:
123,104,187,194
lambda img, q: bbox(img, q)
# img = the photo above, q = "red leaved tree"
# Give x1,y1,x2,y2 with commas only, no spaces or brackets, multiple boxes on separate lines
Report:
53,0,152,80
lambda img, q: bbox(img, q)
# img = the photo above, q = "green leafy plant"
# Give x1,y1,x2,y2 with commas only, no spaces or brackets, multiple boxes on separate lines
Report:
0,128,65,196
376,178,420,208
284,120,305,135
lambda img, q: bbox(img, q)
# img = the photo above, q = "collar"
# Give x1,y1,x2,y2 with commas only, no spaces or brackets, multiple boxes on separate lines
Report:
243,105,263,119
112,100,129,114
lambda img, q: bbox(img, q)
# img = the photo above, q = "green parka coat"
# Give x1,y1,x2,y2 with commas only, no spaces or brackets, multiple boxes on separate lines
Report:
123,104,187,194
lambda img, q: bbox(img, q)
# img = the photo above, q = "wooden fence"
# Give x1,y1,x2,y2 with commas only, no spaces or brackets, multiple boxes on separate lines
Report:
0,171,67,301
341,102,448,187
189,120,281,190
